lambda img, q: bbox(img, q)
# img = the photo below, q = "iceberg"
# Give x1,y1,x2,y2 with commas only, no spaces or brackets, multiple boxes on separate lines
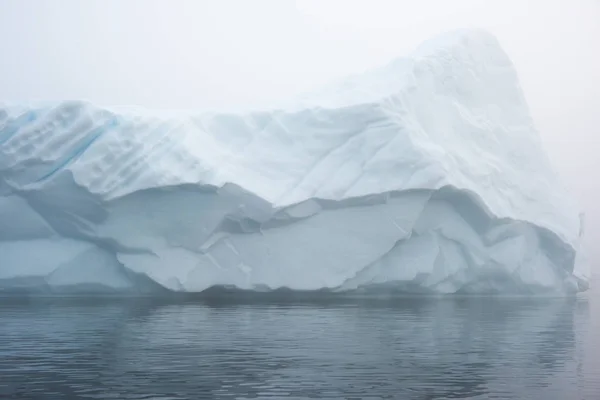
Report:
0,29,589,295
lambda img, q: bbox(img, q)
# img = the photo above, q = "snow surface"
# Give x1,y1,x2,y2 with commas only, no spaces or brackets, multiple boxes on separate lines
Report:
0,29,590,295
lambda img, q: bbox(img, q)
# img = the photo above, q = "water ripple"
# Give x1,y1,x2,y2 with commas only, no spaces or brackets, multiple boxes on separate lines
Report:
0,287,599,399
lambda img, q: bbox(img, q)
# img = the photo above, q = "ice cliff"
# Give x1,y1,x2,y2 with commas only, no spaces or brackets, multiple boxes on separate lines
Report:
0,29,589,295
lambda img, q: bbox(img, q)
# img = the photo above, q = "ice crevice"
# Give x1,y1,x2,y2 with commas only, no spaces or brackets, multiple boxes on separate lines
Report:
0,28,589,295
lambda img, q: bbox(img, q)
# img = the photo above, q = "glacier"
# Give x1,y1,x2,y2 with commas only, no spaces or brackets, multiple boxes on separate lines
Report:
0,29,590,296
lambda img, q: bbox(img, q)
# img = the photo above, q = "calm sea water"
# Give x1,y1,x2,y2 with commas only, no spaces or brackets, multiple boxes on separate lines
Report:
1,282,598,399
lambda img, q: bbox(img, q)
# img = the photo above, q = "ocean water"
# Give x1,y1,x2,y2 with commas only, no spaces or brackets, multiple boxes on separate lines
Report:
0,282,598,399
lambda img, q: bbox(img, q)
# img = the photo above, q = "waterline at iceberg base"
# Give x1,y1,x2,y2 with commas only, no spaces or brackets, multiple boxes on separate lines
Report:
0,29,589,296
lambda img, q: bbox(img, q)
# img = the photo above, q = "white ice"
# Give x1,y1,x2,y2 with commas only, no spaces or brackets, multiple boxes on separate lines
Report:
0,29,589,295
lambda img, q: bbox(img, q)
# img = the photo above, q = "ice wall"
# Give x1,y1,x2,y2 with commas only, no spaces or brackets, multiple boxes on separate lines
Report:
0,29,589,295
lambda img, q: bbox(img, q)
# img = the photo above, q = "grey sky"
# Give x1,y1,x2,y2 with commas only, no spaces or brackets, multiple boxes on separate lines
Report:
1,0,599,264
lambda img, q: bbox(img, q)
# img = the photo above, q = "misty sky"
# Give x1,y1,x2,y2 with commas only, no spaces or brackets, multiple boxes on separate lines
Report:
1,0,599,265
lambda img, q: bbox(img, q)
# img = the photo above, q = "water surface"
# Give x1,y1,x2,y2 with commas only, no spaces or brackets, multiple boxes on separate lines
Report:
1,284,599,399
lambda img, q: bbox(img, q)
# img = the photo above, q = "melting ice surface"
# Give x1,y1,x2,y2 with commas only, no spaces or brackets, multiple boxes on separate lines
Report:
0,29,590,295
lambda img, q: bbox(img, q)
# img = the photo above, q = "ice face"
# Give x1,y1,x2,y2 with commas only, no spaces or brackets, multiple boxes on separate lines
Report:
0,29,589,295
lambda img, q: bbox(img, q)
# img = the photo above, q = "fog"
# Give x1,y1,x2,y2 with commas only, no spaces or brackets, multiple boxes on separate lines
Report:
1,0,598,269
